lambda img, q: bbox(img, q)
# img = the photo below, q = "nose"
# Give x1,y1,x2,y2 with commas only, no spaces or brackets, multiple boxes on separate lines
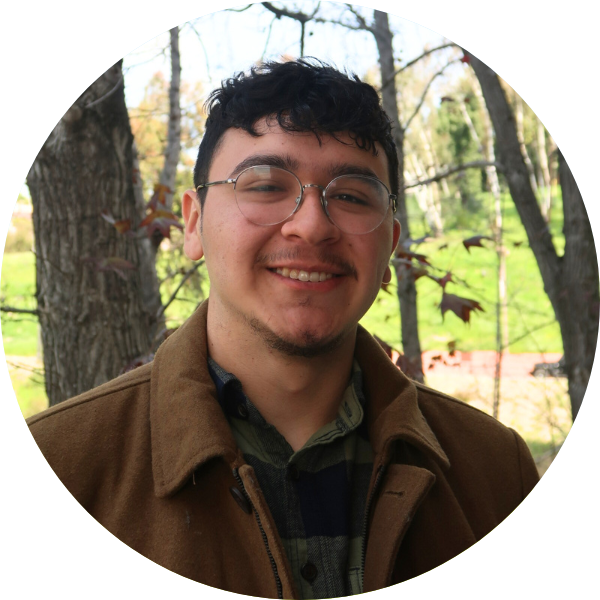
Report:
279,185,341,245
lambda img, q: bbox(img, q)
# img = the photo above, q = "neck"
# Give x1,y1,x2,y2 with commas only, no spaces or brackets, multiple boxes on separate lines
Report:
206,301,357,452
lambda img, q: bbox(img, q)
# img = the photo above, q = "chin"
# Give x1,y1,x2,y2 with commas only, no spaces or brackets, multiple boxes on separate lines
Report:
247,317,347,358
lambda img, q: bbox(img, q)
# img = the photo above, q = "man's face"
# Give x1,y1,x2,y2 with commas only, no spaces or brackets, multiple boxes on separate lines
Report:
182,120,400,357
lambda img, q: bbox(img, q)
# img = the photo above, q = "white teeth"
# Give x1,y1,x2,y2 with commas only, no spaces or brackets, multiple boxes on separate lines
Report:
275,268,334,282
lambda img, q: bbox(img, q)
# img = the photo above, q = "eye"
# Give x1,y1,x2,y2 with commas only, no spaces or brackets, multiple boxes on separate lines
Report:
331,192,370,206
247,182,286,193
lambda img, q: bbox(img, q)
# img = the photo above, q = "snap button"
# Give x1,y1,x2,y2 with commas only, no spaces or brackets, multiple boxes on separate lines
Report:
236,403,249,419
288,464,300,481
301,562,318,583
229,486,252,514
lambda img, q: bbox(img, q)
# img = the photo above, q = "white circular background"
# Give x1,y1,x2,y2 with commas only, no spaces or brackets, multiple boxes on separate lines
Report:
1,1,597,597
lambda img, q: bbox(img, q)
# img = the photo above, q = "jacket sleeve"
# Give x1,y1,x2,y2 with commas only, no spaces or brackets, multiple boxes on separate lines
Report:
510,428,540,498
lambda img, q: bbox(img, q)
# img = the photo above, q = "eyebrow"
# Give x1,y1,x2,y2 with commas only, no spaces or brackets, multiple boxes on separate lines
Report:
229,154,300,178
328,162,381,180
229,155,383,182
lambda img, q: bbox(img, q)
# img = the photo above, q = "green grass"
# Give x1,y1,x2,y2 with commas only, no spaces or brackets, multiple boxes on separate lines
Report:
0,251,38,356
360,191,563,354
8,367,47,418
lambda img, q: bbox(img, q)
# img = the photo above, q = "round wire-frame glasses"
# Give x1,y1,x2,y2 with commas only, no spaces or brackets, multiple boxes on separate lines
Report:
196,165,397,235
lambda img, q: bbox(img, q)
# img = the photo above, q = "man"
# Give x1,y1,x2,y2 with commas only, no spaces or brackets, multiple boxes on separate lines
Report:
28,59,539,598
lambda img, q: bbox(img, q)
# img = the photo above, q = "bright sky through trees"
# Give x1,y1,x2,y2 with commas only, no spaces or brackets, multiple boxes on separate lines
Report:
122,3,450,108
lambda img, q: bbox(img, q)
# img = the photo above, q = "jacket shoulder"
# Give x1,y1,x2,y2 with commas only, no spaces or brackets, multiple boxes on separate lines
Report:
27,362,152,428
27,364,153,504
413,382,539,498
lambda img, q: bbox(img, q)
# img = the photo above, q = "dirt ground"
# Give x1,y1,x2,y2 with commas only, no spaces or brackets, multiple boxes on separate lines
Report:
422,351,571,476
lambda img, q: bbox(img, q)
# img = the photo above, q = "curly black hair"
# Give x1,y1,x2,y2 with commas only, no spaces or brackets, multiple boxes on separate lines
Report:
193,58,398,204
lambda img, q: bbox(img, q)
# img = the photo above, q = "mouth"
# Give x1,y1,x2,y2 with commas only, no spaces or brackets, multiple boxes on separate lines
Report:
270,267,340,282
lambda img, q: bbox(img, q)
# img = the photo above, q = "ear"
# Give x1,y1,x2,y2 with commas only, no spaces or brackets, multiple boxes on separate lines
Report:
182,189,204,261
391,218,401,254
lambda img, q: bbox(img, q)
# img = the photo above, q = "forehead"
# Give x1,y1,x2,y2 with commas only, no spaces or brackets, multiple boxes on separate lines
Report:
209,120,390,186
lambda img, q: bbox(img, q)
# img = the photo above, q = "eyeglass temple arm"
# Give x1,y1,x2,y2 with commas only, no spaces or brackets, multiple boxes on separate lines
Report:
390,194,398,213
196,179,236,191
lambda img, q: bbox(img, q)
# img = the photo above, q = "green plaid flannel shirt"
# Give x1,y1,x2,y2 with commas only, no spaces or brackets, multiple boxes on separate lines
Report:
208,358,374,598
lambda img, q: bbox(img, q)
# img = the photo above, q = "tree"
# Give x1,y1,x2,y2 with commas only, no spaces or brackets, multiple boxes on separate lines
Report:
467,51,599,419
26,60,163,406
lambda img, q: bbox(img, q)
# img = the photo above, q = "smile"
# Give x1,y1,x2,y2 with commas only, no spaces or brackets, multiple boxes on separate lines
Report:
274,268,336,282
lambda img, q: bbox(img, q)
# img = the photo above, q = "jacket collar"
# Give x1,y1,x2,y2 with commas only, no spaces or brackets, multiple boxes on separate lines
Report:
150,300,449,498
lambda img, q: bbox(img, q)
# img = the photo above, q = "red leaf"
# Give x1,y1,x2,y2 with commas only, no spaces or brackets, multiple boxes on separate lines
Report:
147,183,172,212
120,353,154,375
412,267,429,281
83,256,137,280
460,54,470,64
396,249,430,266
374,335,394,359
101,211,131,234
140,209,183,240
440,96,454,103
395,354,422,380
462,235,493,252
429,271,454,289
380,281,392,295
440,292,484,323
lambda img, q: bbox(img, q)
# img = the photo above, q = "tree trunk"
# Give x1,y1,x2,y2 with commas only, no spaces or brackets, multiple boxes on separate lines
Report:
558,150,599,418
468,51,599,420
151,26,182,252
159,27,182,209
513,92,539,196
27,60,163,406
536,120,552,221
373,10,424,382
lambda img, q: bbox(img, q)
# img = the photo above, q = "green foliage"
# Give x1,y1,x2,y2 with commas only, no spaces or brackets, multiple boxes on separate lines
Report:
361,191,563,354
1,252,38,356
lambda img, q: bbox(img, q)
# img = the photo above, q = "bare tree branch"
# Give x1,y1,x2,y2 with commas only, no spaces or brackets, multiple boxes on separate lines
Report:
85,73,124,109
261,15,278,61
402,58,461,131
379,42,457,92
188,23,214,85
261,2,317,23
225,4,254,12
343,4,374,33
0,305,39,316
156,260,205,319
404,160,503,189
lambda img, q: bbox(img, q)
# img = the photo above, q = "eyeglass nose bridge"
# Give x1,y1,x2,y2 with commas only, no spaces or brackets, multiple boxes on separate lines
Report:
293,183,330,217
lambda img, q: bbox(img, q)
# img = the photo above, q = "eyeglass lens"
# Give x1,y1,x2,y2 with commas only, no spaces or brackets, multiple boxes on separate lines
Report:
233,166,390,233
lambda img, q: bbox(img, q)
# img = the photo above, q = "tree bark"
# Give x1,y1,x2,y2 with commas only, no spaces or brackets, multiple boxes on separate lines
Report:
468,51,599,420
27,60,163,406
558,150,599,418
373,10,424,381
158,26,182,212
536,119,552,221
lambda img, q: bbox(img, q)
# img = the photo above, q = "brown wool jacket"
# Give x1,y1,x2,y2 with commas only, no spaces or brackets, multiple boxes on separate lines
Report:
28,301,539,598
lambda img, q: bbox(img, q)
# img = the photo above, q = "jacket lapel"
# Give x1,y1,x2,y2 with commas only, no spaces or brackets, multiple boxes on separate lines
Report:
150,301,240,498
363,464,436,592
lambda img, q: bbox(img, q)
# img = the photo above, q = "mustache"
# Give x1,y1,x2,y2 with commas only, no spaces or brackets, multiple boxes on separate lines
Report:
255,248,357,278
